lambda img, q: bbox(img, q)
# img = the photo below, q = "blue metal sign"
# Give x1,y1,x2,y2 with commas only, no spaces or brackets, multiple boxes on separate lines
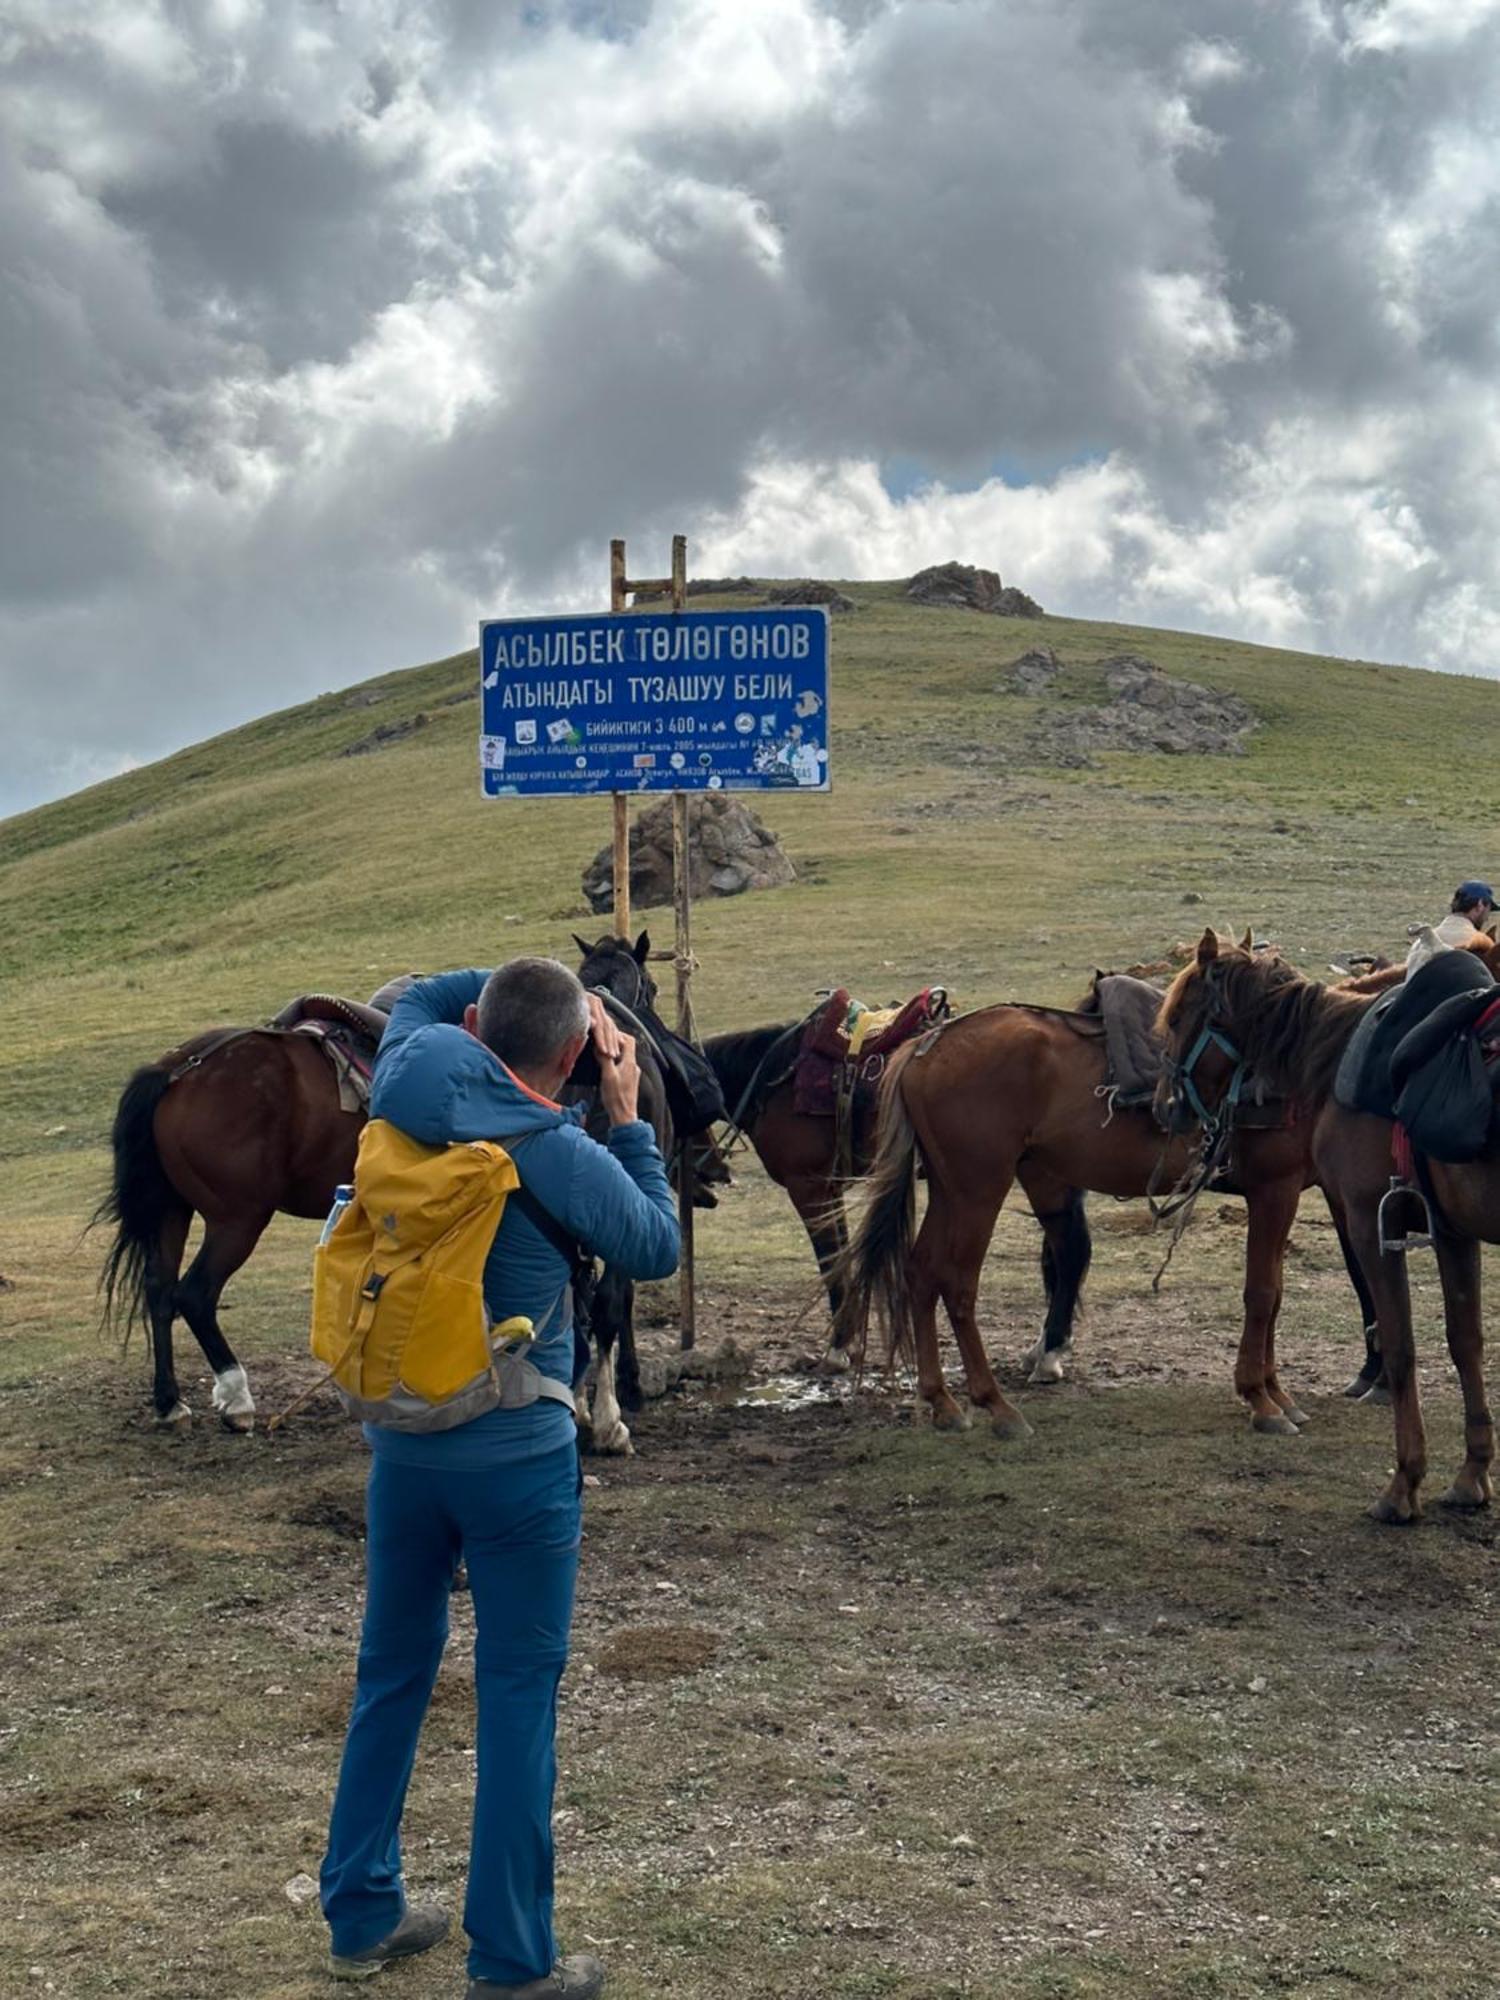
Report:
478,607,830,796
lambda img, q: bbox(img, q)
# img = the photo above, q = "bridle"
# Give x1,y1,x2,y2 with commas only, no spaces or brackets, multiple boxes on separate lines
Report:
1150,968,1250,1231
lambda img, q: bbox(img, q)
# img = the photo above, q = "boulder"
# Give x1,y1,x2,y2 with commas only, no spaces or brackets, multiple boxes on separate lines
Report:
1007,646,1061,694
581,793,796,914
1030,655,1257,765
906,562,1044,617
763,581,857,612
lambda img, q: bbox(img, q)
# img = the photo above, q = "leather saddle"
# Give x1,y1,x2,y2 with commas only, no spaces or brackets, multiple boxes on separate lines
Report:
269,993,392,1045
1335,949,1494,1121
1335,948,1499,1162
794,987,950,1119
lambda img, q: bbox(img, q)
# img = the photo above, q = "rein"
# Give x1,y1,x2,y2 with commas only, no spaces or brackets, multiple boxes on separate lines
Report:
1148,983,1250,1242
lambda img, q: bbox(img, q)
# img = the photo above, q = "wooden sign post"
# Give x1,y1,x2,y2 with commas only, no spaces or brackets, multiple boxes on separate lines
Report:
609,533,697,1349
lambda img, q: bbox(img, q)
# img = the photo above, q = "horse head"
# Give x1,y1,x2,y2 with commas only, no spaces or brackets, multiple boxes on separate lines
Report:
1153,927,1259,1134
572,929,658,1014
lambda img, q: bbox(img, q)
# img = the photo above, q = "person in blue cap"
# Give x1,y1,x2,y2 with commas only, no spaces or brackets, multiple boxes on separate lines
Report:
1435,880,1498,949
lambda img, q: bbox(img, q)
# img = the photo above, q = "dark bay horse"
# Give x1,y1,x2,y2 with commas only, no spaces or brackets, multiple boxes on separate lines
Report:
1157,931,1497,1523
833,997,1374,1438
570,931,677,1456
97,951,666,1445
97,1029,361,1429
703,1019,1093,1372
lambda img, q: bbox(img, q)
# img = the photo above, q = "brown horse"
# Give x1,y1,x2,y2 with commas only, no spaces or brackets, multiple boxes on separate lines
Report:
96,1029,361,1429
1157,931,1497,1523
833,996,1375,1437
703,1021,1095,1368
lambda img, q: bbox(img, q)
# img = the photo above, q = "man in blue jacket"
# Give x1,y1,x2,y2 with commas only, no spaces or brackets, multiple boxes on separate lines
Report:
319,959,679,1997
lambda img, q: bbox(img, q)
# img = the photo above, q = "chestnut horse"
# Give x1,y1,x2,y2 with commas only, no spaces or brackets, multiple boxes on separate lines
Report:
1157,932,1497,1523
833,999,1375,1437
704,1018,1094,1369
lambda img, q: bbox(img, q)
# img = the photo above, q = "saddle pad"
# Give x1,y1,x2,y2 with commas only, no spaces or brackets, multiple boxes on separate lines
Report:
1092,975,1166,1107
793,988,948,1119
1334,949,1493,1120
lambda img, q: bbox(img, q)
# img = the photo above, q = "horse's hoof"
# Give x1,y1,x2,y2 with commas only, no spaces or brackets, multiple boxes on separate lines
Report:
1277,1404,1311,1428
1252,1411,1300,1436
1370,1492,1417,1526
1343,1373,1379,1400
218,1411,255,1435
990,1410,1033,1441
931,1402,972,1433
590,1424,634,1457
1438,1482,1491,1512
1359,1383,1392,1407
156,1402,191,1430
1027,1350,1067,1386
814,1348,853,1378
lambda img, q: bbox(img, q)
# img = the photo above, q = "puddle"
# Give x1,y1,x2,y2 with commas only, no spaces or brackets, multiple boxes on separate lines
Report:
729,1374,843,1411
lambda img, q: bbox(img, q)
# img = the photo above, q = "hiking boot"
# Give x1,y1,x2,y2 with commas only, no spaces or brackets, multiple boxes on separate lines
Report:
330,1901,450,1980
466,1955,605,2000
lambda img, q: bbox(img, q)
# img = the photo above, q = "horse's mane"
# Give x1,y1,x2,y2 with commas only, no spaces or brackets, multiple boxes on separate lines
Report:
700,1021,799,1109
1158,948,1379,1103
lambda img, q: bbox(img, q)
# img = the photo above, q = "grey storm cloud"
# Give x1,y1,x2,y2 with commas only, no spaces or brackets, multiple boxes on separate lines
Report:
3,0,1500,817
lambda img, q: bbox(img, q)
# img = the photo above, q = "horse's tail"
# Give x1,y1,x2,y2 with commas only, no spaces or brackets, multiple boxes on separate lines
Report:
831,1042,922,1367
92,1065,179,1350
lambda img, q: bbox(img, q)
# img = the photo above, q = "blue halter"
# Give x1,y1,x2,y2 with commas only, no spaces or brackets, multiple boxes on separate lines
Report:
1175,1023,1246,1133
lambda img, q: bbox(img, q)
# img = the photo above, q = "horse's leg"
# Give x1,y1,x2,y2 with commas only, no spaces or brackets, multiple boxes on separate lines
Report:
615,1274,643,1413
586,1265,633,1457
904,1201,970,1432
1017,1167,1091,1385
1238,1178,1308,1434
174,1212,271,1433
931,1187,1031,1440
148,1204,193,1427
1432,1232,1493,1510
785,1169,852,1355
1347,1206,1425,1523
1329,1197,1385,1400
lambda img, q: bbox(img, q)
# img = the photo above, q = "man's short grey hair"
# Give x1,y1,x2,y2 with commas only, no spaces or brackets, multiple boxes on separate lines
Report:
475,958,590,1072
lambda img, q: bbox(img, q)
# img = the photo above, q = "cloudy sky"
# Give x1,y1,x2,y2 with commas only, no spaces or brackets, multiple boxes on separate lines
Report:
4,0,1500,817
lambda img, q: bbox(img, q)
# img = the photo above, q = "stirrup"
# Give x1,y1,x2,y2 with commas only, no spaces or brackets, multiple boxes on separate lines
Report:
1378,1176,1433,1257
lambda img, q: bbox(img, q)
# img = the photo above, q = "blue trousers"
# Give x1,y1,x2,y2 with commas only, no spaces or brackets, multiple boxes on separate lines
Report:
320,1442,581,1984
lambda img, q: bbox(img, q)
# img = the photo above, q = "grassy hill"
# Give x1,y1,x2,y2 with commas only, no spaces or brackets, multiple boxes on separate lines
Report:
6,588,1500,2000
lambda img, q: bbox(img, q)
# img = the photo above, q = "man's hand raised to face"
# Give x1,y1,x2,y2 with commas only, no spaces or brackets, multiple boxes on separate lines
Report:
588,994,641,1125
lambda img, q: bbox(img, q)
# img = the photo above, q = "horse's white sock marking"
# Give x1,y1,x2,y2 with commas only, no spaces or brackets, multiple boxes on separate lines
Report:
590,1348,631,1456
211,1365,255,1418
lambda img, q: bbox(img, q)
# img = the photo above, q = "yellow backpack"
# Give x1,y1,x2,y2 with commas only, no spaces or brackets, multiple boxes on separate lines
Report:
309,1118,576,1432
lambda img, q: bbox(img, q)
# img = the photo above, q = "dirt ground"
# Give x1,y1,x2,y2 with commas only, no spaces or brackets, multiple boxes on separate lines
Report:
5,1164,1500,2000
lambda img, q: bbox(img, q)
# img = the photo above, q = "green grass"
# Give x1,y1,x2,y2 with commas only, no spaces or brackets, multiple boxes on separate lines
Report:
4,586,1500,1998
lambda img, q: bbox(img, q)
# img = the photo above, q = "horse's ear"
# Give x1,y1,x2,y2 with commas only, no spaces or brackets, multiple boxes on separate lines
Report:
634,929,651,962
1239,928,1254,952
1196,927,1220,965
571,932,593,960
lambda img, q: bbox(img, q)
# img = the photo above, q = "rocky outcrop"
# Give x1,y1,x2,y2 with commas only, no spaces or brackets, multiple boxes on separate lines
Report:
763,581,857,612
1032,655,1258,767
1006,646,1061,694
341,712,430,755
581,793,796,913
906,562,1043,617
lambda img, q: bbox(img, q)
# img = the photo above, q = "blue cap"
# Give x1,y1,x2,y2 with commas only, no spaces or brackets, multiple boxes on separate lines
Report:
1456,879,1495,904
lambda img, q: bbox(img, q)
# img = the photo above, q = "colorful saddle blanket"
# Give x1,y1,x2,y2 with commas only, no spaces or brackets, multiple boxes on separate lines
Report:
793,987,950,1119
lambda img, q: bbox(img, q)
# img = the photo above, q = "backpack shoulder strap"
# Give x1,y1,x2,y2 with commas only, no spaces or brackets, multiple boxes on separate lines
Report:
507,1132,591,1275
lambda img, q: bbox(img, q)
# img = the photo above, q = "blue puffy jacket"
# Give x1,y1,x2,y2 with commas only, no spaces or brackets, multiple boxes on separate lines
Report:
363,969,680,1467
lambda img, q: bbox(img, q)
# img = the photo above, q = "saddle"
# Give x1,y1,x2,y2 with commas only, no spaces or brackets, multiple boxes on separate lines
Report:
1335,949,1499,1162
793,987,950,1123
268,988,400,1113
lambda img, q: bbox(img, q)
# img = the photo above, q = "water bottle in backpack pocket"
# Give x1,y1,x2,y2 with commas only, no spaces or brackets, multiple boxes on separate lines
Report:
319,1183,355,1246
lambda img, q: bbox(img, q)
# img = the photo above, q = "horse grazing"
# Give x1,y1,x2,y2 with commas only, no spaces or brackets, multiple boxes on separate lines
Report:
702,1017,1093,1369
96,1028,362,1429
1157,931,1497,1523
834,988,1375,1438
